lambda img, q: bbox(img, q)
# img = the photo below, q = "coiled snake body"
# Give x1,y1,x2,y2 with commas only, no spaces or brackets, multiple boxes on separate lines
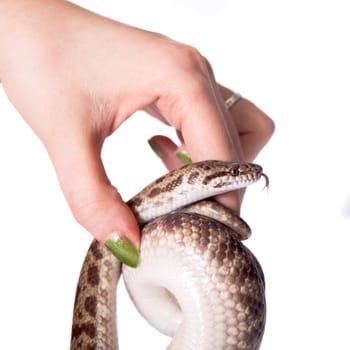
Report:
71,160,267,350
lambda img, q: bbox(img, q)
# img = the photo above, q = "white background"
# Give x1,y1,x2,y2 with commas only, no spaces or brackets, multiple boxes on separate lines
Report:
1,0,350,349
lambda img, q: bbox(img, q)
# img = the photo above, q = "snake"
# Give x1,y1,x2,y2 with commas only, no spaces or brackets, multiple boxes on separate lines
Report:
70,160,267,350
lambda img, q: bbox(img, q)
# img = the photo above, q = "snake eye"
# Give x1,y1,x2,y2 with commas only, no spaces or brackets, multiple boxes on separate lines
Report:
230,166,240,176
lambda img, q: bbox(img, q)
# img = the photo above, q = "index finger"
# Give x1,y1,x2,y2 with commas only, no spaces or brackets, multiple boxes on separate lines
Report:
156,59,245,212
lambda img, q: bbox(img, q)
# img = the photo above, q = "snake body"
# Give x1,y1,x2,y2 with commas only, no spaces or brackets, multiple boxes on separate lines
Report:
71,160,266,350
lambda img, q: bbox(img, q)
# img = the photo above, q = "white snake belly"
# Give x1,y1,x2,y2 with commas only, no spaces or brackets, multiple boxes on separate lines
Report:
71,160,267,350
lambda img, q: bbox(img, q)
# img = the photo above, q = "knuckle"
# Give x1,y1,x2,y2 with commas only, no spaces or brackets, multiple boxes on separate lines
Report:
66,185,121,238
70,196,98,230
164,42,209,80
169,45,213,99
155,41,215,124
175,44,210,76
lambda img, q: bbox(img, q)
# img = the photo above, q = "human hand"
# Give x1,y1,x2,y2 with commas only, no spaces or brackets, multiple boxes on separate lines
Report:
149,84,274,168
0,0,274,266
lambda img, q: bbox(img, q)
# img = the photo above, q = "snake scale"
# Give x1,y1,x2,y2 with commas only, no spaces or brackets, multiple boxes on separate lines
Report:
71,160,267,350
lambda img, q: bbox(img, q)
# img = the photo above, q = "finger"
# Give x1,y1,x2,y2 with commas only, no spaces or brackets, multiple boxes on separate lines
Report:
230,98,275,161
148,135,185,170
219,84,275,161
156,61,244,212
46,127,141,268
148,135,192,170
180,70,245,212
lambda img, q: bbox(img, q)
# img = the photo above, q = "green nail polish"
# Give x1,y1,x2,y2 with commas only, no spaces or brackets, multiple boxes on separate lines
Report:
176,150,192,164
148,139,163,158
105,235,139,268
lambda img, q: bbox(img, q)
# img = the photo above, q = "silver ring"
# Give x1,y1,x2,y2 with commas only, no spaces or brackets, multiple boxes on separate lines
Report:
225,93,242,109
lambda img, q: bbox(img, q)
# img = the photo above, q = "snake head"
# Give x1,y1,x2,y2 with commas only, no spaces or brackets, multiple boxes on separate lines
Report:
230,163,269,190
193,160,267,192
228,162,267,188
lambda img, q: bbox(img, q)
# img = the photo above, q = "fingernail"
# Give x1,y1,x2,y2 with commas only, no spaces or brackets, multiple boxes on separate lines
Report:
175,150,192,164
148,139,163,158
104,233,139,268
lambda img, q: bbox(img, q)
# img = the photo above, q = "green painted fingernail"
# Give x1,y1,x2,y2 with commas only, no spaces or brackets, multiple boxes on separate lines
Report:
148,139,163,158
105,234,139,268
175,150,192,164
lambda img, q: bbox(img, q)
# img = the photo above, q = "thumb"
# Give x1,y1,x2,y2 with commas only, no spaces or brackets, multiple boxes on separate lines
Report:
47,133,140,268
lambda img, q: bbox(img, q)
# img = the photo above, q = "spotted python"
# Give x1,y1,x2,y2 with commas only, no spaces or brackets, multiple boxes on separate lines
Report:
71,160,267,350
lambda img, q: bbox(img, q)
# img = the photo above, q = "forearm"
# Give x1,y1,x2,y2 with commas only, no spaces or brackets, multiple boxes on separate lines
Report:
0,0,96,82
0,0,54,80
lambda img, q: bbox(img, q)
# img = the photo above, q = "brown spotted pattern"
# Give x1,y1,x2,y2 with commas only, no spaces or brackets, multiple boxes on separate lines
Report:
71,160,266,349
127,160,264,225
124,212,265,350
180,200,252,241
71,240,121,349
187,170,200,185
